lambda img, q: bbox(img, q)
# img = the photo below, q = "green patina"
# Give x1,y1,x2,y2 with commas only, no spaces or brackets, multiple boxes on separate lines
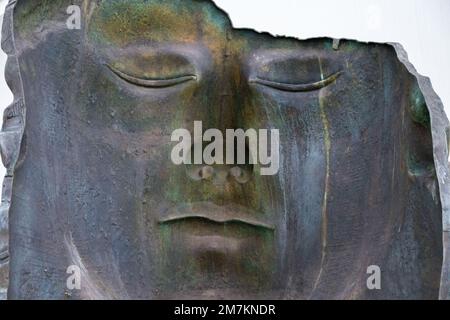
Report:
16,0,68,36
407,153,435,177
89,0,230,45
410,86,430,128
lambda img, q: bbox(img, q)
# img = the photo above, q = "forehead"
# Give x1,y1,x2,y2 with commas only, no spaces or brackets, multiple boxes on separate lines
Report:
89,0,231,46
14,0,389,82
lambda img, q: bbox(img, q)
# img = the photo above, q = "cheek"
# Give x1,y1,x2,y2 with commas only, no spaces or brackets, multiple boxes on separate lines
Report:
248,90,328,252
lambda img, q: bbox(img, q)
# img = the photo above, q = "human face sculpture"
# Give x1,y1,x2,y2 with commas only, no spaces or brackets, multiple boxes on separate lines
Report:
4,0,447,299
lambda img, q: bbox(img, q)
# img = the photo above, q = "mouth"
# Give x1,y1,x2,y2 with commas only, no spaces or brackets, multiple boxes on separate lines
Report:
158,202,275,232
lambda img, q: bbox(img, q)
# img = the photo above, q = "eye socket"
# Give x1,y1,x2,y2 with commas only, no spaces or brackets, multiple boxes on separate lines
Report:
249,71,343,92
107,64,197,88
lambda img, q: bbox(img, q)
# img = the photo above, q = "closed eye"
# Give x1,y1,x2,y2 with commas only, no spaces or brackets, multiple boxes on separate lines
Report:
249,71,343,92
107,64,197,88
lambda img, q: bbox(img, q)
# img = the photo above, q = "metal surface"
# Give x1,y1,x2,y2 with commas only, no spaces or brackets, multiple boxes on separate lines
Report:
0,0,448,299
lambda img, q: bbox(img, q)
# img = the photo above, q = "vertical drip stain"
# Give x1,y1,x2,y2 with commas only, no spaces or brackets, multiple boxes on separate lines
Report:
318,56,325,81
310,91,331,296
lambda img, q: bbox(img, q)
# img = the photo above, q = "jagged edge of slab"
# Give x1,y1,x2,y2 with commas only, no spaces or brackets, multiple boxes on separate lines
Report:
388,42,450,300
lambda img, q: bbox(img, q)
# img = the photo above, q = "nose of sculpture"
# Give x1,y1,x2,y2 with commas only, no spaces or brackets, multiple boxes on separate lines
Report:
187,164,252,186
179,131,256,206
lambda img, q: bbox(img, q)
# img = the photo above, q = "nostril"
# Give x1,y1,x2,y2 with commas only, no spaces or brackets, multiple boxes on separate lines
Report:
200,166,214,180
186,165,215,181
230,166,251,184
230,166,243,178
186,167,202,181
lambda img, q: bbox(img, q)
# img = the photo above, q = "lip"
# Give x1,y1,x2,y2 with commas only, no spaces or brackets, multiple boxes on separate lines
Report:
158,202,275,231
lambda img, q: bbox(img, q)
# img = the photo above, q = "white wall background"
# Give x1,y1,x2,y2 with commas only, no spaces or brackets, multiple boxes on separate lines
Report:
0,0,449,194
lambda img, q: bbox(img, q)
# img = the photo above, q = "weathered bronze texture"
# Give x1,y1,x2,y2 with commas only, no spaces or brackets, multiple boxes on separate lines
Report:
0,0,449,299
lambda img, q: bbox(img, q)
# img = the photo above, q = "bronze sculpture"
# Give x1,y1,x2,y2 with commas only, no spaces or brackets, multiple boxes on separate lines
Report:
0,0,449,299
